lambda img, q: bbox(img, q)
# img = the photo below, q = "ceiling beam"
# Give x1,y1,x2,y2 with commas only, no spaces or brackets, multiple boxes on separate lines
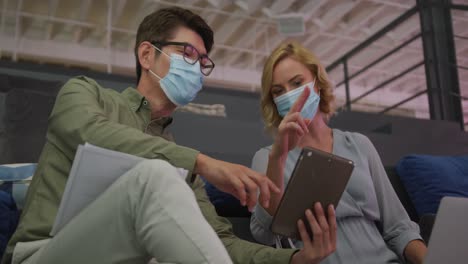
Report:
131,0,160,29
225,51,246,67
303,1,359,46
227,23,268,49
321,44,354,63
214,0,265,63
244,0,264,15
73,0,92,43
456,27,468,56
112,0,127,25
18,0,34,37
1,0,7,39
340,4,385,35
222,0,326,67
347,51,423,87
13,0,23,61
300,0,327,22
333,58,428,84
385,73,425,94
381,52,424,75
334,52,427,93
321,1,357,26
106,0,112,73
207,0,233,9
214,11,246,44
262,0,296,17
368,0,412,9
358,8,407,43
225,49,247,66
201,10,217,27
0,0,6,59
318,31,420,54
314,36,338,58
180,0,202,4
404,79,427,94
153,0,273,24
225,22,424,71
128,0,168,51
223,25,266,65
206,0,219,7
46,0,60,40
209,43,270,67
215,43,269,56
387,16,420,42
254,34,284,69
215,23,265,65
319,46,423,82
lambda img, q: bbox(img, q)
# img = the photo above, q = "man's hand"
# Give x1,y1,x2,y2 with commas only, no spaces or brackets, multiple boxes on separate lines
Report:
291,203,337,264
195,153,280,211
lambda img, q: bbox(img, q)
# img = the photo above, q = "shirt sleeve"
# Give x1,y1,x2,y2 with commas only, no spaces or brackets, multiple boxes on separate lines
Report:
354,133,422,261
192,177,297,264
47,77,199,178
250,148,278,246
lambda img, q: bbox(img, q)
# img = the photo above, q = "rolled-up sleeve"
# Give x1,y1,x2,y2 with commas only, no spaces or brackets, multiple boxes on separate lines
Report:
48,77,199,177
192,177,297,264
355,134,422,261
250,148,277,245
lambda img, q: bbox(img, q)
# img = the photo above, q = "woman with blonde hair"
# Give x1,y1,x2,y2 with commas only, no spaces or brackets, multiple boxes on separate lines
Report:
250,41,427,264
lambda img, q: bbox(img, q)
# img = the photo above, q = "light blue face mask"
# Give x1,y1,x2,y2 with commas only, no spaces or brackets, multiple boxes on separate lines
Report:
149,45,204,106
274,80,320,120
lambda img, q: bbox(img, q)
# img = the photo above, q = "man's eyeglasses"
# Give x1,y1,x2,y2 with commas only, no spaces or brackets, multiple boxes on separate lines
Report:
151,41,215,76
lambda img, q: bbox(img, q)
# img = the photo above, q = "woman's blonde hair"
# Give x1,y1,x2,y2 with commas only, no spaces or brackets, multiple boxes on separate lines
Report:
260,41,335,132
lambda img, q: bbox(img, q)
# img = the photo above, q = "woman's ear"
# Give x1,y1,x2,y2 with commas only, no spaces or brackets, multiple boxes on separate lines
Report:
138,41,154,71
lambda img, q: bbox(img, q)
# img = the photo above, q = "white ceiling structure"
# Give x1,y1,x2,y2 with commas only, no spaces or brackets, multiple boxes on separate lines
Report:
0,0,467,128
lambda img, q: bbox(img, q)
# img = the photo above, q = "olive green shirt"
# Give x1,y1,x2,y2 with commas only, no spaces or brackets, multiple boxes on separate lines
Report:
2,76,295,264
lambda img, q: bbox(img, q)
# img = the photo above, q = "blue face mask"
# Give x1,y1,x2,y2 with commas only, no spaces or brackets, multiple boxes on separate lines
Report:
274,80,320,120
149,45,204,106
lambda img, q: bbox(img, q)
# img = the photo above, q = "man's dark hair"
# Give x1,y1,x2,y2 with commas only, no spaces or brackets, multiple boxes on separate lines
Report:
134,7,214,83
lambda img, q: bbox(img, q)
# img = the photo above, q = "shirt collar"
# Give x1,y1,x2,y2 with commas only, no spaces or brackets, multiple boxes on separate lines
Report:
147,116,174,129
121,87,173,128
122,87,148,112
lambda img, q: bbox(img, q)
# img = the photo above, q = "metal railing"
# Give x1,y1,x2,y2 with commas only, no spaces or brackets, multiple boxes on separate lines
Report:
450,2,468,130
326,5,422,114
326,2,466,127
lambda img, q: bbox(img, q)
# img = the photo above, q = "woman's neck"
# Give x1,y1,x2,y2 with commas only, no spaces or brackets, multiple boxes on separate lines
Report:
298,113,333,153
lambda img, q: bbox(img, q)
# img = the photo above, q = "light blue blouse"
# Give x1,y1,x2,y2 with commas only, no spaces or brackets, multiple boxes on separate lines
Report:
250,129,421,263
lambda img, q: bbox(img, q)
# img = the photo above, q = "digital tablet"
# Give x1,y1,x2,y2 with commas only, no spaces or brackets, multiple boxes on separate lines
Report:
271,147,354,240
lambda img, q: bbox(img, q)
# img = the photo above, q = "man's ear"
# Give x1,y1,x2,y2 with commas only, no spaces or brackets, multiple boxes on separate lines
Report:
138,41,154,71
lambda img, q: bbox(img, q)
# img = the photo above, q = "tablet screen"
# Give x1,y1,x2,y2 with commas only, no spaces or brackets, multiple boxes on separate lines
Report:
271,147,354,240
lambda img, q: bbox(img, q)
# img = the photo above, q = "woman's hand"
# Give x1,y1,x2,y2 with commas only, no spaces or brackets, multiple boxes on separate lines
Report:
271,87,312,159
264,87,312,215
290,203,337,264
403,239,427,264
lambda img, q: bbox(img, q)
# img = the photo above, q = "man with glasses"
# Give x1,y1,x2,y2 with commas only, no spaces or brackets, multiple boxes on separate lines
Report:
3,6,322,264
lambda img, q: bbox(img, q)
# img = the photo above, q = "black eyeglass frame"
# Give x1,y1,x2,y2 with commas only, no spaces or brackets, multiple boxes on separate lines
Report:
151,41,215,76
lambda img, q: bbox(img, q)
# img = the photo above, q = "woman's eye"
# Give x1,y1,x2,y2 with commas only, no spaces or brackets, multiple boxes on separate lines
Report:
293,80,302,87
272,88,283,95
